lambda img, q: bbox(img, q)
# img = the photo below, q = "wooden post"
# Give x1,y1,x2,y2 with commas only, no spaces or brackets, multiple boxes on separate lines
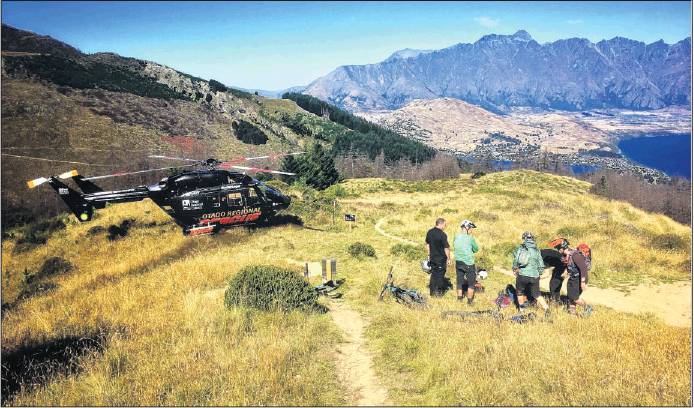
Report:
304,263,309,279
330,259,336,282
321,259,327,283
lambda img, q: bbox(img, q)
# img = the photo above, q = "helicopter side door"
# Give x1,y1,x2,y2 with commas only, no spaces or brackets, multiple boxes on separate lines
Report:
240,186,266,223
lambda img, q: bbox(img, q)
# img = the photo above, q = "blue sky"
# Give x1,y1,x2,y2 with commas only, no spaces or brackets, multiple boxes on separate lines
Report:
2,1,691,90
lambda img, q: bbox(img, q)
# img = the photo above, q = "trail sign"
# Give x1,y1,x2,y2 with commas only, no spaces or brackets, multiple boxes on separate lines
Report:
344,214,356,222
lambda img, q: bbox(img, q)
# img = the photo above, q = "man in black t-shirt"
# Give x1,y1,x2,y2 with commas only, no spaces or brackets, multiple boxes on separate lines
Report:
425,218,451,297
541,248,566,304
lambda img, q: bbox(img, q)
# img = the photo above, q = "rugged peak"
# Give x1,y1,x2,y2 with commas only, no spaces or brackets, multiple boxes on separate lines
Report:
477,30,533,45
512,30,533,41
384,48,433,62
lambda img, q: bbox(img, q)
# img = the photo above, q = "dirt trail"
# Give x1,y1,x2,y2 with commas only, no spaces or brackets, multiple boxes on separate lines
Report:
375,218,692,328
329,300,391,406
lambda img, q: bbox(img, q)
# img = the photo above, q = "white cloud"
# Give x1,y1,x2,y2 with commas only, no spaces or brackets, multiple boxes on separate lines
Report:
474,16,500,28
566,19,583,25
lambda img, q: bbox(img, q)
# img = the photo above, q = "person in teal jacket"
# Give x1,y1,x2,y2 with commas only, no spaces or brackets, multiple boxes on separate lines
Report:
453,220,479,304
512,231,550,316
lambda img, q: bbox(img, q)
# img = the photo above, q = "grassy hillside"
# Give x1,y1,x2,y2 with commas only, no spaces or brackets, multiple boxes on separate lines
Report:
0,76,358,226
1,171,690,406
2,24,399,226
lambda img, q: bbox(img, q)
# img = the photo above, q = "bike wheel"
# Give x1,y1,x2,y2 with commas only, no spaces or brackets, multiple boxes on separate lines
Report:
398,292,428,309
378,286,388,301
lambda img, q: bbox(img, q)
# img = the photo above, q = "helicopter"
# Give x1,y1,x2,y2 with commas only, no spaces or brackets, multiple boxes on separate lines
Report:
26,153,303,236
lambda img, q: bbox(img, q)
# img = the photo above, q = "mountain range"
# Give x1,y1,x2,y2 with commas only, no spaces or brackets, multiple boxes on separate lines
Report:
303,30,691,112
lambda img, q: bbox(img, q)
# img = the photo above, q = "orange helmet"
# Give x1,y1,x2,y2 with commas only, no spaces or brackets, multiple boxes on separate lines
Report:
577,243,591,258
548,237,569,250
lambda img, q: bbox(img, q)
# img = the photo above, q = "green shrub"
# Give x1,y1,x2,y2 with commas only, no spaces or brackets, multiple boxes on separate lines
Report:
322,184,348,200
232,120,268,145
224,265,319,312
15,216,67,248
348,242,376,258
281,114,313,136
651,233,689,251
36,257,73,280
390,243,425,261
285,181,342,225
227,87,254,99
3,55,188,100
209,79,227,93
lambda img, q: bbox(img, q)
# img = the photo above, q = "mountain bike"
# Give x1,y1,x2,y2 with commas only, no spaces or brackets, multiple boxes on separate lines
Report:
378,267,427,308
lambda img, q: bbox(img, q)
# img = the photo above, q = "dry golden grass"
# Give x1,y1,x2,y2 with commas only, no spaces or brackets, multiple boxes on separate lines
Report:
1,170,691,405
2,206,344,406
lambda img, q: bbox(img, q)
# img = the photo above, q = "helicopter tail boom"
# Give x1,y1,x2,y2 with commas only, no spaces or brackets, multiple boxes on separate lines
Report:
71,174,104,194
45,177,95,222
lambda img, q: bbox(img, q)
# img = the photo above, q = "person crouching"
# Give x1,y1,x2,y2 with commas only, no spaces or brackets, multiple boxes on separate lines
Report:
552,238,592,316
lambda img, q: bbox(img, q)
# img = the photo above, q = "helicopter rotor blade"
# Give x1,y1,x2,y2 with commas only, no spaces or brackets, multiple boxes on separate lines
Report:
27,177,50,189
3,153,111,166
83,164,198,181
226,165,296,176
147,155,200,162
27,170,88,188
217,151,305,168
243,151,305,162
58,170,79,179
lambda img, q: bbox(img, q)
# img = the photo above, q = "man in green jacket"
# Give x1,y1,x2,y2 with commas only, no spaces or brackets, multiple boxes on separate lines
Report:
512,231,550,315
453,220,479,304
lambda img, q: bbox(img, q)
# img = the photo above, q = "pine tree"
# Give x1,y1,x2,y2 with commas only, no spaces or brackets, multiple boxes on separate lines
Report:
281,143,340,190
280,155,302,183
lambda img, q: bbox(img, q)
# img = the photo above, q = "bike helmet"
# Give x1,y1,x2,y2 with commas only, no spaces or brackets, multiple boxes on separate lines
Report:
478,269,488,279
548,237,569,250
460,219,477,229
421,260,432,273
522,231,534,240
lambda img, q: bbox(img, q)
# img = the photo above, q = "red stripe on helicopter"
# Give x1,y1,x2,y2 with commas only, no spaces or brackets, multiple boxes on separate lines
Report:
199,212,261,225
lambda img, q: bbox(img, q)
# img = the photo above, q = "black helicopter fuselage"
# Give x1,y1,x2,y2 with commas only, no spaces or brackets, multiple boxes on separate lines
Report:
47,169,291,236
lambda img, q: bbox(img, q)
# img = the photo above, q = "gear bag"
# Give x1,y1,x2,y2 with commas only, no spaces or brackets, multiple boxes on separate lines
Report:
514,244,531,268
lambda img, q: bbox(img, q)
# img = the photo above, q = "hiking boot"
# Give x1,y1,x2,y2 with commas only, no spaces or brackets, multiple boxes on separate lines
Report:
467,298,474,306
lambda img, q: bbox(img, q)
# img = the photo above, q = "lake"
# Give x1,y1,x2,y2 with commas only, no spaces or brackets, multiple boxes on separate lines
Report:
618,133,691,180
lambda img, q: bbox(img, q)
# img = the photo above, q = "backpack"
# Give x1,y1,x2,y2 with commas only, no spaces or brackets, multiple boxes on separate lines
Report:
495,284,518,309
577,243,592,272
515,244,531,268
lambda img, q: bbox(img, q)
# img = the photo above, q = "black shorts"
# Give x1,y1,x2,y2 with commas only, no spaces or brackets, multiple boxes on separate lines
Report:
429,261,447,296
455,261,476,290
516,274,540,299
567,277,583,301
